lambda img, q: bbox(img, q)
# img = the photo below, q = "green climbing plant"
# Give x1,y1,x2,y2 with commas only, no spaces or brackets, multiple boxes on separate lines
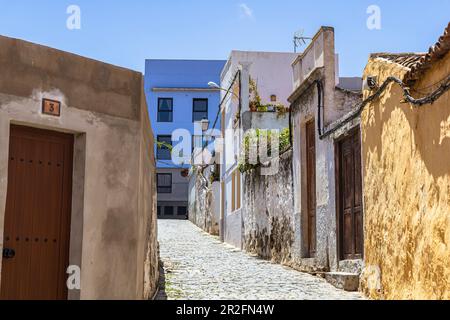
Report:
238,127,291,173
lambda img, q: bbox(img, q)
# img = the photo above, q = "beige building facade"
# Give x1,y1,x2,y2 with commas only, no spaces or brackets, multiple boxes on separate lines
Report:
0,35,159,300
360,23,450,299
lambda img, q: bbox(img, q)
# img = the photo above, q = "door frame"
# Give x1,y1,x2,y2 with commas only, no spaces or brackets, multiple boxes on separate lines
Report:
334,126,364,261
303,118,316,258
0,124,78,300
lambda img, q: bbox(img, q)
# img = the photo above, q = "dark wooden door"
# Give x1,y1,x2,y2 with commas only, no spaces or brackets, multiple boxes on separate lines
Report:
1,125,73,300
306,121,316,257
337,128,363,260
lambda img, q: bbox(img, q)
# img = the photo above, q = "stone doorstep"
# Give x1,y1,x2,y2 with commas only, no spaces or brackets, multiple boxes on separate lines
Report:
324,272,360,292
338,259,363,274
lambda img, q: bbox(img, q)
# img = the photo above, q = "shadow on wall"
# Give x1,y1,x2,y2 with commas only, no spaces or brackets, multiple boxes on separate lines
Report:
361,54,450,299
363,56,450,180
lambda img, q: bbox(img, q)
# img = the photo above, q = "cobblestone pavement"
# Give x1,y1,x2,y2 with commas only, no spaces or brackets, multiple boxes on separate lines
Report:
157,220,364,300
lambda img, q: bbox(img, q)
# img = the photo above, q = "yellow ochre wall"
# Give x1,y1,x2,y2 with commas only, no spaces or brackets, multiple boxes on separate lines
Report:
360,52,450,300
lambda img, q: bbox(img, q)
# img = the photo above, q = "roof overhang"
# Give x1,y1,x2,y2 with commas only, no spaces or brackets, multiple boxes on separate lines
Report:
288,67,324,104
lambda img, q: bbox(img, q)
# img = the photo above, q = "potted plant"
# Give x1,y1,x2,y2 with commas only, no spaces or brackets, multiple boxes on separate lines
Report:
257,104,268,112
181,169,189,177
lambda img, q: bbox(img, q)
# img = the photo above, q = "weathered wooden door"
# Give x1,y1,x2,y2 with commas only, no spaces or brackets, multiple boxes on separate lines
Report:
306,121,316,256
337,128,363,260
1,125,73,300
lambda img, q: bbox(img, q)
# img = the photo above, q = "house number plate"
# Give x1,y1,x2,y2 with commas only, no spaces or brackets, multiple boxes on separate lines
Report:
42,98,61,117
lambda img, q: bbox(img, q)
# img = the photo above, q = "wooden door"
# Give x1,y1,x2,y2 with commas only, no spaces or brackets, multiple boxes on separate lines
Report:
337,128,363,260
306,121,316,257
1,125,73,300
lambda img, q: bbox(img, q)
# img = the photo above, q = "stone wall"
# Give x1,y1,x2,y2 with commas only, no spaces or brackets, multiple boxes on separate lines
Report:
189,168,220,236
360,52,450,299
242,151,295,264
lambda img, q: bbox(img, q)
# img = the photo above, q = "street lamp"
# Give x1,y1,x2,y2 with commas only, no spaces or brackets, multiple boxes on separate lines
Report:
200,118,210,132
208,81,240,100
208,81,220,89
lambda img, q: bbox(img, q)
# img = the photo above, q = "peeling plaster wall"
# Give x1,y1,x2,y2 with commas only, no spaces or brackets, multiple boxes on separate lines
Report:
360,53,450,300
242,151,295,264
189,169,220,236
290,27,363,273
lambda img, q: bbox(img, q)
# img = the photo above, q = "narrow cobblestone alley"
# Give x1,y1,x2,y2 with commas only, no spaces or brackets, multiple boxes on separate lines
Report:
157,220,364,300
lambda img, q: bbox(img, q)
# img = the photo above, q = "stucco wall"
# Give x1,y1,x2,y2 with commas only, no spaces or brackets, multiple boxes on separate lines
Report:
290,27,362,274
220,51,298,250
189,169,220,236
242,151,295,263
0,35,158,300
242,111,289,132
360,53,450,299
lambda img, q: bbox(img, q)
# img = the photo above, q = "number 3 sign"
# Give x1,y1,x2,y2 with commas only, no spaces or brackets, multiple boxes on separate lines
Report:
42,98,61,117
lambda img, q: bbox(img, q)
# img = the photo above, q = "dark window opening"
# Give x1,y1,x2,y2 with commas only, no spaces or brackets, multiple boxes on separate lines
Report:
193,99,208,122
165,206,174,216
157,173,172,194
157,135,172,160
177,206,187,216
158,98,173,122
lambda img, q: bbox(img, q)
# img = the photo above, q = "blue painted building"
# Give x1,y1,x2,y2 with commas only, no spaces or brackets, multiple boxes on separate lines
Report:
144,59,226,219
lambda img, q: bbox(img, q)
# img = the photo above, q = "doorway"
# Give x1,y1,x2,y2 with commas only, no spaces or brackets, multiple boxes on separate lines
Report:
1,125,73,300
336,128,363,260
305,120,316,257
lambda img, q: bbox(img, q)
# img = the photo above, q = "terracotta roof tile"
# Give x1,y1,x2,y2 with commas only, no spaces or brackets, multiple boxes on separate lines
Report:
370,53,426,69
406,22,450,81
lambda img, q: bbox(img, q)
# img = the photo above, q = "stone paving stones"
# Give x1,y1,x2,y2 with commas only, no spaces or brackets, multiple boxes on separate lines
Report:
158,220,364,300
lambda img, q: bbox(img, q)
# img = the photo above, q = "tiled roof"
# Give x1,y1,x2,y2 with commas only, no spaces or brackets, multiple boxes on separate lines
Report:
406,22,450,81
370,53,426,69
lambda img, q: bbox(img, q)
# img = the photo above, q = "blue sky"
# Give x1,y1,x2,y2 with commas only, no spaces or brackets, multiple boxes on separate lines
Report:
0,1,448,76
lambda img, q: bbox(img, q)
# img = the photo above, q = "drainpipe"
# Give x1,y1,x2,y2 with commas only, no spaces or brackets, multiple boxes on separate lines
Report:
238,62,250,251
288,79,324,147
316,80,325,137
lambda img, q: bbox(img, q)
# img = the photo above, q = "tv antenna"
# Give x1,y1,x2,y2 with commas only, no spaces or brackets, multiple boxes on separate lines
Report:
293,29,312,53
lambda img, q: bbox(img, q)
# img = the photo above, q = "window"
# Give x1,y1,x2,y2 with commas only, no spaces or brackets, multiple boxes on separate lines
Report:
157,206,162,217
157,173,172,194
193,99,208,122
165,206,174,216
231,170,241,212
157,135,172,160
270,94,277,102
177,206,187,216
158,98,173,122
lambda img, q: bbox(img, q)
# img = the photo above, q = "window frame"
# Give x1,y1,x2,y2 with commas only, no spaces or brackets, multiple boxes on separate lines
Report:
157,173,172,194
192,98,209,122
157,98,173,123
156,135,172,160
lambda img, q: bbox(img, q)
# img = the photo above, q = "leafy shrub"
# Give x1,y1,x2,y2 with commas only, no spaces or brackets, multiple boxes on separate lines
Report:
238,127,291,173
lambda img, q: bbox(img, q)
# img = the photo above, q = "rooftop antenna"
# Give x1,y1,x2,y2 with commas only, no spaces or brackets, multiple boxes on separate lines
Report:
293,29,312,53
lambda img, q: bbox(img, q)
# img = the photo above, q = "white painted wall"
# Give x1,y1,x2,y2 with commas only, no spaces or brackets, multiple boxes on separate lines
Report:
220,51,299,248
